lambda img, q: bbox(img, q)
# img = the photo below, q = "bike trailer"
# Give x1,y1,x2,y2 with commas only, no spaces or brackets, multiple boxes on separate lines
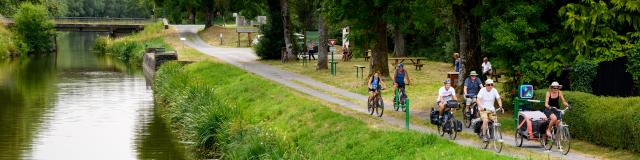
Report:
518,111,548,138
430,108,439,125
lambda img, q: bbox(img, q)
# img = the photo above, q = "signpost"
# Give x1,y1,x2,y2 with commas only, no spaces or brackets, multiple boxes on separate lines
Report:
329,39,337,76
180,37,186,49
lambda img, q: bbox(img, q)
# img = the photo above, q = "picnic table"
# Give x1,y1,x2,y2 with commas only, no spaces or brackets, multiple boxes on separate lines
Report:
353,65,366,79
389,57,427,70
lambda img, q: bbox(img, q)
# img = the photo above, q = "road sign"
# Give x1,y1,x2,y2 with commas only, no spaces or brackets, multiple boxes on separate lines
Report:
329,39,336,45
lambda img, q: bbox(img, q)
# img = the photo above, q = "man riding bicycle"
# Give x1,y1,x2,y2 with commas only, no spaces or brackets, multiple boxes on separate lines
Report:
463,71,483,113
476,79,503,142
437,79,458,119
393,63,411,101
368,71,386,103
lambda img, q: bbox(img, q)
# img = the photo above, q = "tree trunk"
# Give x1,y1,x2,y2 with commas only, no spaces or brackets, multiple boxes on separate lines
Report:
370,20,390,77
205,8,213,28
188,7,196,24
317,14,328,70
280,0,297,62
454,0,482,92
393,25,406,57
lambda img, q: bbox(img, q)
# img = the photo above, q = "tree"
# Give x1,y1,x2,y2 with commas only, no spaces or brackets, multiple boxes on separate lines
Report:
453,0,482,90
317,14,328,70
13,2,55,54
253,0,285,59
323,0,392,76
280,0,297,61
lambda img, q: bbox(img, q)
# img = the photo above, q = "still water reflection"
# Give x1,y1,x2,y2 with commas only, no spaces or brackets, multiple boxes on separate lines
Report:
0,32,187,160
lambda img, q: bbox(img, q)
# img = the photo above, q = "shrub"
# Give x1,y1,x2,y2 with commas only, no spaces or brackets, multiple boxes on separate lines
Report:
12,3,55,54
571,60,598,93
93,22,170,64
0,25,23,58
253,5,285,60
627,45,640,93
533,90,640,152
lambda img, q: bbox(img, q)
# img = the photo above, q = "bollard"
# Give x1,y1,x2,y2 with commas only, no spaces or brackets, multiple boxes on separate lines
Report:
406,98,410,129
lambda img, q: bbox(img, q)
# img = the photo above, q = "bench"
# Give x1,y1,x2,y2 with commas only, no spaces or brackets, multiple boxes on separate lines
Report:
354,65,366,79
414,63,424,70
364,55,370,61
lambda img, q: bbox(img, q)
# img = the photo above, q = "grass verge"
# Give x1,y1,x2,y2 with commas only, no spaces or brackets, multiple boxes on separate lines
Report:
93,22,172,64
153,61,514,159
262,58,640,159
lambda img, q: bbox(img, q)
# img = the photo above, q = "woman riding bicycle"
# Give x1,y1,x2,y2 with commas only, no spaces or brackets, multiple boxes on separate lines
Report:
393,63,411,100
476,79,503,142
368,71,386,103
544,81,569,138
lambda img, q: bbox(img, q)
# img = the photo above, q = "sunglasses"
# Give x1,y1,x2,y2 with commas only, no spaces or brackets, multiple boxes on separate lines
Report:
486,84,493,86
552,87,559,89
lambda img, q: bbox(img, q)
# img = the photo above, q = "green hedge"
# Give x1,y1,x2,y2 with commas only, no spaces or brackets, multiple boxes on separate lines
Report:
154,61,513,159
532,90,640,152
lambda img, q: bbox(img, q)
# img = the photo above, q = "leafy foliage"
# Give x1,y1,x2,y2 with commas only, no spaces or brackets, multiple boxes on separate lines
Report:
252,0,284,60
12,3,56,54
534,90,640,152
571,60,598,93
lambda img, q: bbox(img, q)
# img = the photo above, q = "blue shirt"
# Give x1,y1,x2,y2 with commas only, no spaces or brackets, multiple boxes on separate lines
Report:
395,69,405,84
464,77,482,95
371,77,380,89
455,59,460,72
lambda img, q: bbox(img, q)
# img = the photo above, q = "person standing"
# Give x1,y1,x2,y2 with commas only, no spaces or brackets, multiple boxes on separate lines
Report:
481,57,492,81
454,53,461,72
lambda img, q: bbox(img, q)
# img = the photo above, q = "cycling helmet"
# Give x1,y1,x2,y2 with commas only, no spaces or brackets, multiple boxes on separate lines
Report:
443,79,451,84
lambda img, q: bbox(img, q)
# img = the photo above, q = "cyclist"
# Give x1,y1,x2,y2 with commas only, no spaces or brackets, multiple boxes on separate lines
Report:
368,71,386,104
476,79,503,142
544,81,569,137
463,71,483,113
437,79,458,119
393,63,411,101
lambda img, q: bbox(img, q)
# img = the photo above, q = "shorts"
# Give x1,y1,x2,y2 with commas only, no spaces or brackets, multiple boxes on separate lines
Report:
480,110,497,122
544,108,562,120
396,82,405,89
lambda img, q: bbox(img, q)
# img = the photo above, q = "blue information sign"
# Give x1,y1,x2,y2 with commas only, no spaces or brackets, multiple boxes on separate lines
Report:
519,85,534,99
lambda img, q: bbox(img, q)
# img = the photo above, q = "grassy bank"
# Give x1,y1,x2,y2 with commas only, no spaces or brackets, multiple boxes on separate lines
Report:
198,25,254,48
0,24,22,58
263,58,640,159
153,61,513,159
93,22,172,64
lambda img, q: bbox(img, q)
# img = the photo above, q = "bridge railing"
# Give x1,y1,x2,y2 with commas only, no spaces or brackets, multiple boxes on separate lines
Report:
53,17,154,25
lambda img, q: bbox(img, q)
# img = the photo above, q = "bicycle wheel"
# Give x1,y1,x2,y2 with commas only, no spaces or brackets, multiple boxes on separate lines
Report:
492,124,503,153
438,121,444,136
368,98,374,115
543,126,555,150
560,126,571,155
393,93,400,111
449,120,457,140
377,98,384,117
481,127,489,149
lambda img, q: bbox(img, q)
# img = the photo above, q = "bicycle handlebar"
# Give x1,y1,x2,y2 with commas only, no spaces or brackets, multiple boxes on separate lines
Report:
464,94,477,98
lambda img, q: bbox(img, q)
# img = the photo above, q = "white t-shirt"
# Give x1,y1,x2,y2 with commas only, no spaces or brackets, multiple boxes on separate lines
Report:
482,62,492,73
477,87,500,111
436,86,456,102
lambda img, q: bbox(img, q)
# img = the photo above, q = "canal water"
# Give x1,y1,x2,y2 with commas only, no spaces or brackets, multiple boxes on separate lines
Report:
0,32,188,160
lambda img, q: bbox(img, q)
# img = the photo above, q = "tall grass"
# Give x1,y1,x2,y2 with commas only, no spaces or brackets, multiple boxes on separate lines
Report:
0,25,24,58
93,22,172,64
154,61,513,159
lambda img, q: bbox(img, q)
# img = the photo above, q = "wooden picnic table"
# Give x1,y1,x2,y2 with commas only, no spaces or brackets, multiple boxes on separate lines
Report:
389,57,427,70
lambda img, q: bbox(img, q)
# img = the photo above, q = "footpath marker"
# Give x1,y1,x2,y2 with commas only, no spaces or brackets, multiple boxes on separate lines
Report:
329,39,337,76
406,98,410,129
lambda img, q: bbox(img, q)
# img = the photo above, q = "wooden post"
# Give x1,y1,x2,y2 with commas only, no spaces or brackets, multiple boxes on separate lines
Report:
248,32,252,47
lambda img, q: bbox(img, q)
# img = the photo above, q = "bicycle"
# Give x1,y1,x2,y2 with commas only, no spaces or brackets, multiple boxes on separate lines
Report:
542,106,571,155
367,87,384,117
393,86,407,112
436,100,462,140
461,94,479,128
477,108,504,153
